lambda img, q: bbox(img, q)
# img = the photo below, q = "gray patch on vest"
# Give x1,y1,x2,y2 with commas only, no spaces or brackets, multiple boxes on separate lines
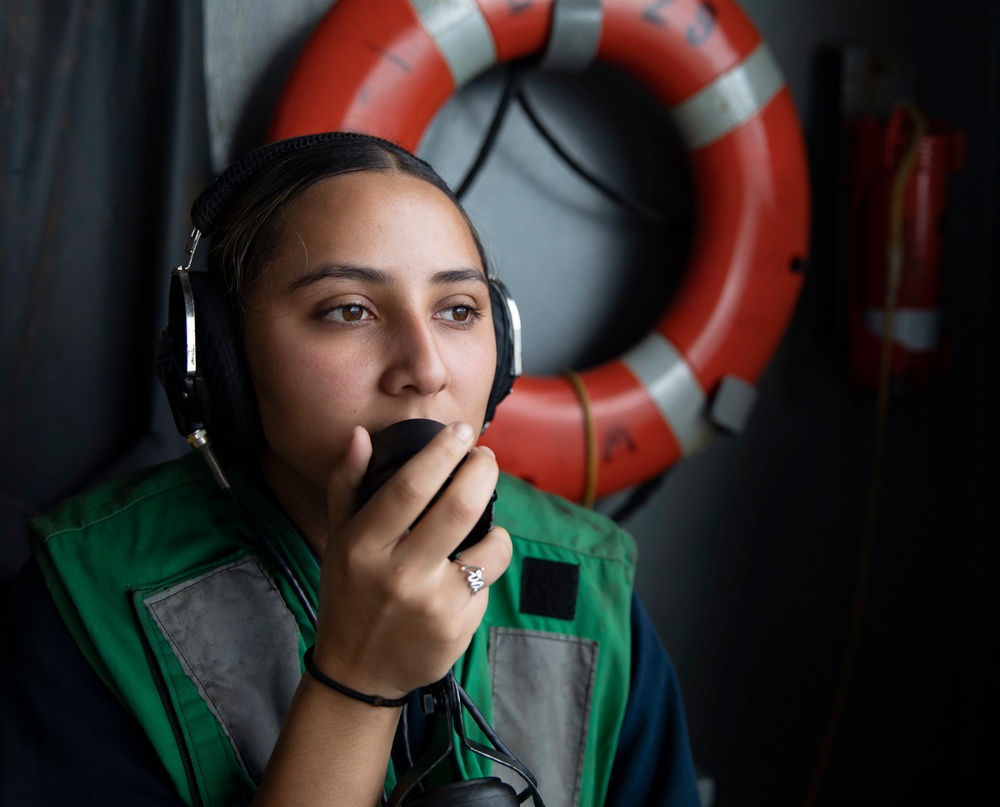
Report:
489,628,597,807
143,556,301,781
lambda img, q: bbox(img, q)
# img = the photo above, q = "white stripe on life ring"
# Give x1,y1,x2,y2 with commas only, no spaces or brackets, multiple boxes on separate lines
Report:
540,0,604,71
671,42,786,151
410,0,497,88
620,332,714,456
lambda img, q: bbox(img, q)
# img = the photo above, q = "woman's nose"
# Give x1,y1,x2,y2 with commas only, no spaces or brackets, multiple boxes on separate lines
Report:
379,315,449,397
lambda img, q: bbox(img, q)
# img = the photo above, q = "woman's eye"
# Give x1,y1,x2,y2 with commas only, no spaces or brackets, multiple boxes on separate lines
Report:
440,305,475,323
325,303,371,322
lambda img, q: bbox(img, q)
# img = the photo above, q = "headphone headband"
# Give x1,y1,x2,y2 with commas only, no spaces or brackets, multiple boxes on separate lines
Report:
192,132,430,234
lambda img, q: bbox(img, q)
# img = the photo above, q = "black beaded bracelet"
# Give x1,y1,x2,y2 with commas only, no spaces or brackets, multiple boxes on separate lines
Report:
302,646,410,708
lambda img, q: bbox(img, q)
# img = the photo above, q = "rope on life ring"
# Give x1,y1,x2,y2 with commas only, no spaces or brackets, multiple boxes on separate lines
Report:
271,0,811,503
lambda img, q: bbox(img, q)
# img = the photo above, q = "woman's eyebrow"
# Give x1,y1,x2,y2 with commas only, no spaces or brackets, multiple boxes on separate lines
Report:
287,264,488,292
287,263,392,292
431,267,489,287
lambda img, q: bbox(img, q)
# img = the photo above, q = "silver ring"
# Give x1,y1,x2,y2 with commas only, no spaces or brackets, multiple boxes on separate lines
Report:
454,561,486,594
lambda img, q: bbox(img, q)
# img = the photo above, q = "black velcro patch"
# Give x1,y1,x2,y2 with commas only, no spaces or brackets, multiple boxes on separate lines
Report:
520,558,579,621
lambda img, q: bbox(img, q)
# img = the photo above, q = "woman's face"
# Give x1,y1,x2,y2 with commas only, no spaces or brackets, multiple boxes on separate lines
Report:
242,170,497,495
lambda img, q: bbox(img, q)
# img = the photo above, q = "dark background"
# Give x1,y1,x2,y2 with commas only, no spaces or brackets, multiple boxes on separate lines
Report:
2,1,996,804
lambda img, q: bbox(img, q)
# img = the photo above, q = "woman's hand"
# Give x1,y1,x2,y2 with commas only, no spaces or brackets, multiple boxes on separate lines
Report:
312,421,512,700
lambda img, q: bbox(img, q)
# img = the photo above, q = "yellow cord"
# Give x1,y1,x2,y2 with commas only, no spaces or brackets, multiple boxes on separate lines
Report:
562,369,598,508
807,103,927,805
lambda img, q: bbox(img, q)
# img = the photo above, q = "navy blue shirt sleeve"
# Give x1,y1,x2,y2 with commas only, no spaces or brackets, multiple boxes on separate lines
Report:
605,593,701,807
0,558,181,806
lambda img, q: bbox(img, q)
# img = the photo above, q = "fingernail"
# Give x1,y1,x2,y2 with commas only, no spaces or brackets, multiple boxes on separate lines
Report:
453,422,474,441
478,445,496,460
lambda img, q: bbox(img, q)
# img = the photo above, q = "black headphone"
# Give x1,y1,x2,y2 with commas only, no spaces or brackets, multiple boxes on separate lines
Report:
156,132,522,458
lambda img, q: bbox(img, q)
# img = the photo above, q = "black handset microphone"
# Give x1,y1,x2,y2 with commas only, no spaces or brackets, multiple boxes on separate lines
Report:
359,419,496,558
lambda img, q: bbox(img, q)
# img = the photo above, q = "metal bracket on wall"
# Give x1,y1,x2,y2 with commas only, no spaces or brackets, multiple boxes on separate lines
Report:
710,375,758,434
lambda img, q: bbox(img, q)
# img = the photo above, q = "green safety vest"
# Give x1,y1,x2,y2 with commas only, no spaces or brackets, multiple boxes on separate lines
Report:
30,452,635,807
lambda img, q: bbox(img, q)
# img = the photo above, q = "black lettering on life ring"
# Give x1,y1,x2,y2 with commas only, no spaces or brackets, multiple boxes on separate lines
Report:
602,424,637,463
506,0,532,14
367,43,411,74
643,0,676,27
687,2,718,46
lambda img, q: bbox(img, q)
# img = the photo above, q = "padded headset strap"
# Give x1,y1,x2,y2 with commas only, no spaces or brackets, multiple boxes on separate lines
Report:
192,132,416,235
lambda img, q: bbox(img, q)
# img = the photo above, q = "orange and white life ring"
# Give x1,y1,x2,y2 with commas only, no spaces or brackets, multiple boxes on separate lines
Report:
272,0,810,503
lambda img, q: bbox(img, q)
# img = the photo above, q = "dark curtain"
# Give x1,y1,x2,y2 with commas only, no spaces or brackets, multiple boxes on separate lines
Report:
1,0,210,579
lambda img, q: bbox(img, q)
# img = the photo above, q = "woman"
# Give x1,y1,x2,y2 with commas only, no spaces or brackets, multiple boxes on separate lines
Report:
1,133,699,806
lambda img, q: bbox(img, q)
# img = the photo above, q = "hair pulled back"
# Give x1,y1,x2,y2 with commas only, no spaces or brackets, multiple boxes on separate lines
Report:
198,132,489,319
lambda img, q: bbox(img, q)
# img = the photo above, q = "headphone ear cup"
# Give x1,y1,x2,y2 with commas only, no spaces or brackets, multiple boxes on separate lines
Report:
185,271,261,458
486,278,520,425
156,274,204,441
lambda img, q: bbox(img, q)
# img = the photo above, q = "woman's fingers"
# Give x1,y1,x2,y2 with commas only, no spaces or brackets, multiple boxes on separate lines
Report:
324,426,373,534
343,421,485,559
314,422,509,695
449,524,513,590
445,524,513,611
394,443,500,565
